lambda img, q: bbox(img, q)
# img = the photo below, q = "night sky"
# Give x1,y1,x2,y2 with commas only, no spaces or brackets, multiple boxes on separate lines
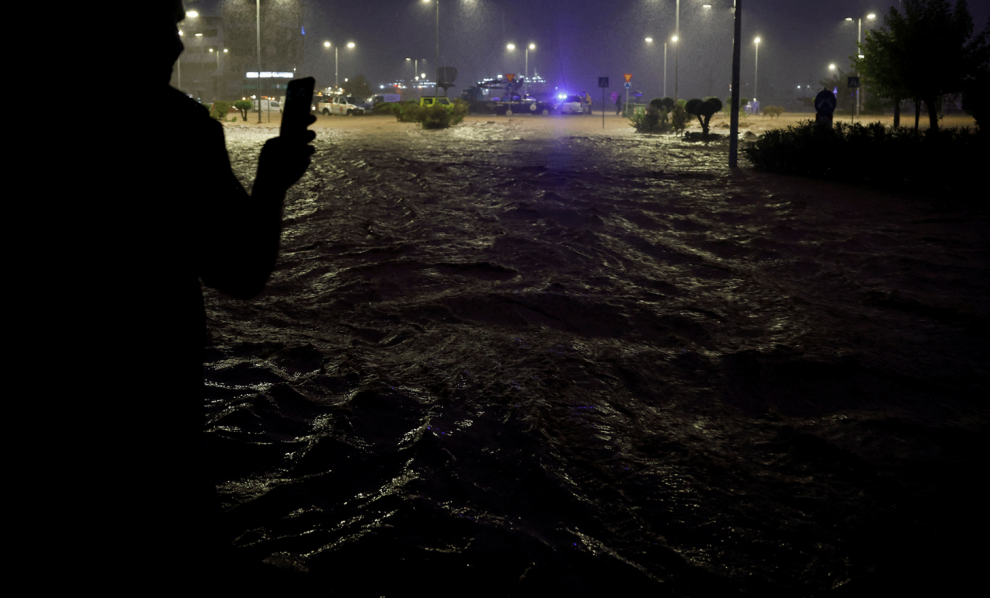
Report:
187,0,989,103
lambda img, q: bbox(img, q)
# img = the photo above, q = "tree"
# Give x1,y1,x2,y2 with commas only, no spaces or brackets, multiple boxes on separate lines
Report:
854,0,989,133
233,100,253,121
685,97,722,135
855,27,910,126
961,64,990,132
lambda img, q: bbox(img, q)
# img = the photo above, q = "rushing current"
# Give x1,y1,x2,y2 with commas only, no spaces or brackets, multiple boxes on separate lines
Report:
202,119,988,596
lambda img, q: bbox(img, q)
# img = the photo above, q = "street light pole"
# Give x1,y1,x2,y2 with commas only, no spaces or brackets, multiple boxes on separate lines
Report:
424,0,439,99
675,0,679,100
754,37,760,107
210,47,226,102
729,0,742,169
526,43,535,93
855,14,875,117
256,0,262,122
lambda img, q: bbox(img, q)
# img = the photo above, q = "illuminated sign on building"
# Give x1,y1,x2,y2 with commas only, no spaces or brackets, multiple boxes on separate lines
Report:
246,72,295,79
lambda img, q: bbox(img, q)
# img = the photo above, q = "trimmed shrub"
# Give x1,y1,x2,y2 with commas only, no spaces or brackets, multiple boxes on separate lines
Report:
233,100,253,121
419,103,451,129
391,101,422,122
741,120,985,190
685,97,721,135
670,104,689,131
409,99,468,129
209,101,233,121
449,98,469,126
630,106,670,133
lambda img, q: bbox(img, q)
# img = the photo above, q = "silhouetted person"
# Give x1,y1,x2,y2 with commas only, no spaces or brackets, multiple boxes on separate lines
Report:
37,1,315,589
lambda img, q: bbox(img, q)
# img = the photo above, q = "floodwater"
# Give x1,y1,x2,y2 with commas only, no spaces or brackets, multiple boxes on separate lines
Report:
205,115,988,596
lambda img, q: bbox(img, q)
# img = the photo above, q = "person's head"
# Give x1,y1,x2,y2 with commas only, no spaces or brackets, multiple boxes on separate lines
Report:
128,0,187,87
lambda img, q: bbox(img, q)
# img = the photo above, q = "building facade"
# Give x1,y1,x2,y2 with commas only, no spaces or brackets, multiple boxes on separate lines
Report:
170,1,305,103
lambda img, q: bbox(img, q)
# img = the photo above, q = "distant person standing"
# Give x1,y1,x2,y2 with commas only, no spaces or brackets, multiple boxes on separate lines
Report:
616,94,623,115
585,91,593,115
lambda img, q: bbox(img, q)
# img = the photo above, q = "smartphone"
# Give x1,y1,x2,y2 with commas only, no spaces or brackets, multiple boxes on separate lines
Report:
280,76,315,137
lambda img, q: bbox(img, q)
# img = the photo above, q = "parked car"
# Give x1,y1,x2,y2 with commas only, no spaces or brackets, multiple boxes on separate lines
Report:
318,95,366,116
557,94,584,115
371,93,401,106
420,96,453,108
249,99,282,113
493,95,554,116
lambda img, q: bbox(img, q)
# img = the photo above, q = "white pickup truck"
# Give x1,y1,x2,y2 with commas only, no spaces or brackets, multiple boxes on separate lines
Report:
317,95,365,116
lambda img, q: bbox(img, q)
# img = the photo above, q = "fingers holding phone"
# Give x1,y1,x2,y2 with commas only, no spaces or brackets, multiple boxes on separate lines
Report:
256,77,317,192
281,77,316,140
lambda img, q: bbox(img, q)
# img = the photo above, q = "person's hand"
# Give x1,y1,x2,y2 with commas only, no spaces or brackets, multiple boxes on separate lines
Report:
255,115,317,193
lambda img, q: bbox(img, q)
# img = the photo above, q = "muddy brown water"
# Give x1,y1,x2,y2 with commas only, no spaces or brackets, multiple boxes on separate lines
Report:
206,115,988,595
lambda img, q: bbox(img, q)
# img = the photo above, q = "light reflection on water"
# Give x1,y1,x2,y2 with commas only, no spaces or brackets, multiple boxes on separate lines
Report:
203,119,989,594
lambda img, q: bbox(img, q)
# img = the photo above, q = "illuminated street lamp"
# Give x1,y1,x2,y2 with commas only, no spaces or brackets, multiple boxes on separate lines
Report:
506,43,537,93
324,41,356,89
208,47,228,102
526,43,535,92
845,13,876,117
176,10,202,95
645,37,668,98
753,37,760,107
405,57,428,88
675,0,679,99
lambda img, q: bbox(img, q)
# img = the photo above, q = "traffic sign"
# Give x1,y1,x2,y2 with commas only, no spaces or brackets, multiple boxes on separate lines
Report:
623,73,633,83
598,77,609,88
847,76,860,88
505,73,515,82
814,89,837,114
623,82,632,89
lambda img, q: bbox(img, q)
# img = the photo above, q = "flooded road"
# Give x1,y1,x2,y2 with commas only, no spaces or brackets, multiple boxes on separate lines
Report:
204,116,989,595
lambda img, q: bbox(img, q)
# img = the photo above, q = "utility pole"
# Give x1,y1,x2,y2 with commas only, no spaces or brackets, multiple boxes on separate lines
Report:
729,0,742,168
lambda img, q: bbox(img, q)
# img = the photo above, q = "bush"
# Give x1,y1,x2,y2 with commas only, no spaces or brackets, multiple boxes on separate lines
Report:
449,98,469,125
741,120,986,190
723,96,747,116
670,104,689,131
391,101,422,122
763,105,785,119
395,98,468,129
209,101,234,121
233,100,253,121
373,102,397,115
629,106,670,134
419,103,452,129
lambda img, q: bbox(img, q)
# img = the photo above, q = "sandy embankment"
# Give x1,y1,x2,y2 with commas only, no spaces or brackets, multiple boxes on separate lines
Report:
227,110,977,138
